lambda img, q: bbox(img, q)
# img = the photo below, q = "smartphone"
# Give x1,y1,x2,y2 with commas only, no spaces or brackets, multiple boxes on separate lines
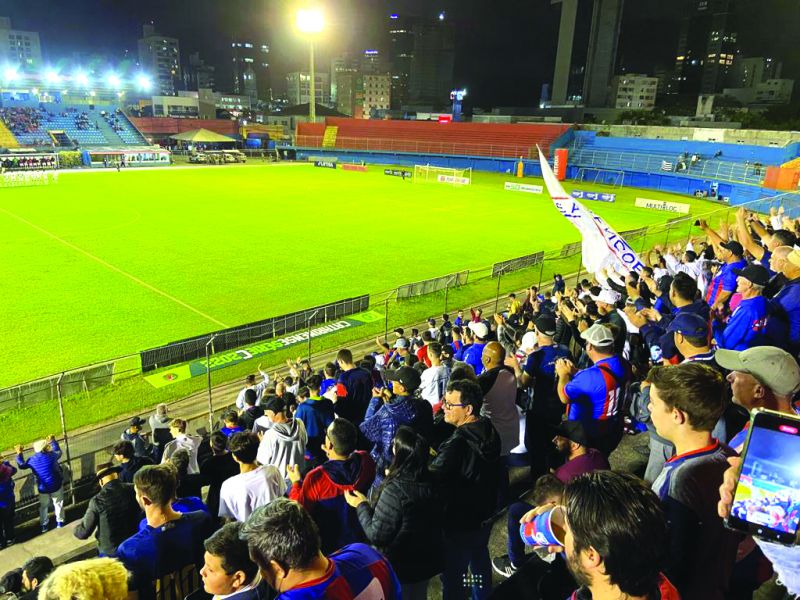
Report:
725,409,800,545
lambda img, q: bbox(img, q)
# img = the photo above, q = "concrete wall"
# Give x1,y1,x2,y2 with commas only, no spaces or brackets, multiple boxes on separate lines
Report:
582,124,800,148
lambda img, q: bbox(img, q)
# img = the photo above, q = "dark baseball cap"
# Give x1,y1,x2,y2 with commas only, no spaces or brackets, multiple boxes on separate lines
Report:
666,313,708,338
534,314,557,337
553,421,589,447
263,396,286,414
734,263,770,287
130,416,146,427
385,366,421,391
720,240,744,256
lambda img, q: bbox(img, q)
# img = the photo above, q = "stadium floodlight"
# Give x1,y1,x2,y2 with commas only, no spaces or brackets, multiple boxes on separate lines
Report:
32,88,39,95
296,8,324,123
136,74,152,91
44,70,61,85
296,8,324,34
107,73,122,89
89,90,96,97
3,66,19,82
74,71,90,87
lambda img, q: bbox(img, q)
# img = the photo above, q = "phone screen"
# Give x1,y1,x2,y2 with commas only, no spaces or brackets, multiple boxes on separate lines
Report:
727,410,800,545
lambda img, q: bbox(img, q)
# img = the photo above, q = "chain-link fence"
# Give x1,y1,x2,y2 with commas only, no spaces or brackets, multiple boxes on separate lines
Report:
2,190,798,524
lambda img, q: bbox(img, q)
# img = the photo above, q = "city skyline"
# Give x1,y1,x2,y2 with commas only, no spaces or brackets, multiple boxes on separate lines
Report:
2,0,798,109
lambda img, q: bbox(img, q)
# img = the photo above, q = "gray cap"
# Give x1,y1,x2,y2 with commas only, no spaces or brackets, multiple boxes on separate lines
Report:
580,323,615,348
715,346,800,397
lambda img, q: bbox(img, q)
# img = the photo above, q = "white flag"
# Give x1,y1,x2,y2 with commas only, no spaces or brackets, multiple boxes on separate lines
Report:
537,148,644,275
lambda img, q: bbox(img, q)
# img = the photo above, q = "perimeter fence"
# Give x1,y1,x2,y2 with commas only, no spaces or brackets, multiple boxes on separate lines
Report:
1,191,797,523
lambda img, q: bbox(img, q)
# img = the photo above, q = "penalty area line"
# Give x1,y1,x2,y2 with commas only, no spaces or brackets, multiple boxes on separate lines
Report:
0,207,229,329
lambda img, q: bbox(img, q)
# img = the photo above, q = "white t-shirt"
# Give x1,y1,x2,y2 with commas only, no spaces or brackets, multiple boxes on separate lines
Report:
218,465,286,522
419,365,450,405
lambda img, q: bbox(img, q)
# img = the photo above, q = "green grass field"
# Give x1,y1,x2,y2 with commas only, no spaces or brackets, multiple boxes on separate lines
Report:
0,163,717,390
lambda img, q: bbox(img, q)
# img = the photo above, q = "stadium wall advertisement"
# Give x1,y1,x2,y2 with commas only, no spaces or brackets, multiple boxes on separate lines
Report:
635,198,691,214
437,174,470,185
342,164,368,172
504,182,543,194
384,168,412,178
140,295,370,373
571,190,616,203
144,311,383,388
314,160,337,169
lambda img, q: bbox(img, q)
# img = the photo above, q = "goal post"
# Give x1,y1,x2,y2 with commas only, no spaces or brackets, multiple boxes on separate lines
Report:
413,164,472,186
573,167,625,188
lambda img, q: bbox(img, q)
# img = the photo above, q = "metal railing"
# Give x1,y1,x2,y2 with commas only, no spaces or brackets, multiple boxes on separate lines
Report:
295,134,545,159
1,191,798,525
569,147,769,186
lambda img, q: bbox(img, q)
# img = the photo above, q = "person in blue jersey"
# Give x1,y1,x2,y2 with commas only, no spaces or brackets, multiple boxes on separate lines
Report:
716,346,800,452
239,497,401,600
769,246,800,353
200,522,271,600
334,349,373,426
116,463,214,600
712,264,770,351
697,221,747,311
463,321,489,375
648,362,739,600
556,324,630,457
294,376,335,465
506,314,573,478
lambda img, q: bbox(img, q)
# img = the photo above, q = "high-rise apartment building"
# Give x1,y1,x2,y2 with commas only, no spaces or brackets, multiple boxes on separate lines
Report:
286,71,331,106
231,41,270,103
0,16,42,69
388,14,415,109
137,24,181,96
407,16,455,107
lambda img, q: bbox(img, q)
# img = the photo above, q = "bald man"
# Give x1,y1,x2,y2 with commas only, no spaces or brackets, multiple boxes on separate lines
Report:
478,342,521,457
770,246,800,353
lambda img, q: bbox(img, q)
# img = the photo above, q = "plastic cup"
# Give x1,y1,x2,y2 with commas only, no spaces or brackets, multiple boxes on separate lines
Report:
519,506,566,547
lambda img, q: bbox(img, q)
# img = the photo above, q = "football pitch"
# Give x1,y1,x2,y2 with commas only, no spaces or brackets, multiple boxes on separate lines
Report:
0,163,715,388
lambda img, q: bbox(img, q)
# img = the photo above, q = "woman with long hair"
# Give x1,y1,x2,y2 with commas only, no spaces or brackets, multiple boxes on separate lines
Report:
345,426,443,600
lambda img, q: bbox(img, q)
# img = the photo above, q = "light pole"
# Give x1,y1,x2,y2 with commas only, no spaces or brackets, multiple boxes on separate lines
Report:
296,8,324,122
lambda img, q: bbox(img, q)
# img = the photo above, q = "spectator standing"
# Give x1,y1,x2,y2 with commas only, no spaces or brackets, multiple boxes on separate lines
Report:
148,403,170,434
170,449,205,500
200,431,240,524
221,410,245,438
335,349,373,425
113,440,154,484
161,418,201,474
0,458,16,548
508,313,572,478
556,324,630,457
698,227,747,311
478,342,521,458
419,341,451,406
589,289,627,355
239,391,265,431
36,558,128,600
256,396,308,477
439,313,454,345
219,432,285,522
345,427,444,600
431,379,502,600
73,464,141,556
236,368,270,410
464,321,490,375
121,417,153,458
415,330,435,367
294,375,335,464
287,418,376,553
648,363,739,599
116,464,213,600
360,367,423,486
200,522,271,600
551,421,610,483
712,264,770,351
768,246,800,351
16,435,64,532
240,498,401,599
18,557,54,600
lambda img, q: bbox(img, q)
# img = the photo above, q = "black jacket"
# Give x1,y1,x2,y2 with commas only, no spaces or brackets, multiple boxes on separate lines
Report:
73,479,142,556
118,456,154,484
356,474,444,584
200,452,239,520
239,406,265,431
430,417,502,532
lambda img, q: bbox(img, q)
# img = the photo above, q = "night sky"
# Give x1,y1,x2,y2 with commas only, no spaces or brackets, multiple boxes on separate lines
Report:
5,0,799,108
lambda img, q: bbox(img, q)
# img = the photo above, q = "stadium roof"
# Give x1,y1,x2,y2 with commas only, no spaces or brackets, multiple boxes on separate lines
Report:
170,129,237,143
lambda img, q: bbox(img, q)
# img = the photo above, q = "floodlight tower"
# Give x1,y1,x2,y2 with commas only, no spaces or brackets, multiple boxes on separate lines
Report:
296,8,325,122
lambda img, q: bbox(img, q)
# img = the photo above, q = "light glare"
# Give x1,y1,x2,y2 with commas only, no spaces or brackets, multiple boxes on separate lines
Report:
297,9,324,34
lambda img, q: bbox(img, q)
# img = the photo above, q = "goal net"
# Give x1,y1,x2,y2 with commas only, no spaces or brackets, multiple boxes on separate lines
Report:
574,168,625,188
413,164,472,186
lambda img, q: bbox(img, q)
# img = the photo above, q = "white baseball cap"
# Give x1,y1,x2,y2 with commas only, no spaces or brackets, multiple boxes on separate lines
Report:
468,321,489,339
590,290,621,306
580,323,615,348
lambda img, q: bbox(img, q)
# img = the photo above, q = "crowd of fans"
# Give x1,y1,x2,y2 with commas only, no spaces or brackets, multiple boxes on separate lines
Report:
101,109,130,134
0,107,45,135
1,205,800,600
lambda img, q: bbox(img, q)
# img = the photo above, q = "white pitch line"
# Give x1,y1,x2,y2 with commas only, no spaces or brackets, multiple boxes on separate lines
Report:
0,207,229,329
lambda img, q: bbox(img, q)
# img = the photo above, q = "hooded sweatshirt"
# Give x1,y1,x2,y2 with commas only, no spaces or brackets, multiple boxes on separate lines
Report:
161,434,201,474
256,418,308,476
289,451,376,553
